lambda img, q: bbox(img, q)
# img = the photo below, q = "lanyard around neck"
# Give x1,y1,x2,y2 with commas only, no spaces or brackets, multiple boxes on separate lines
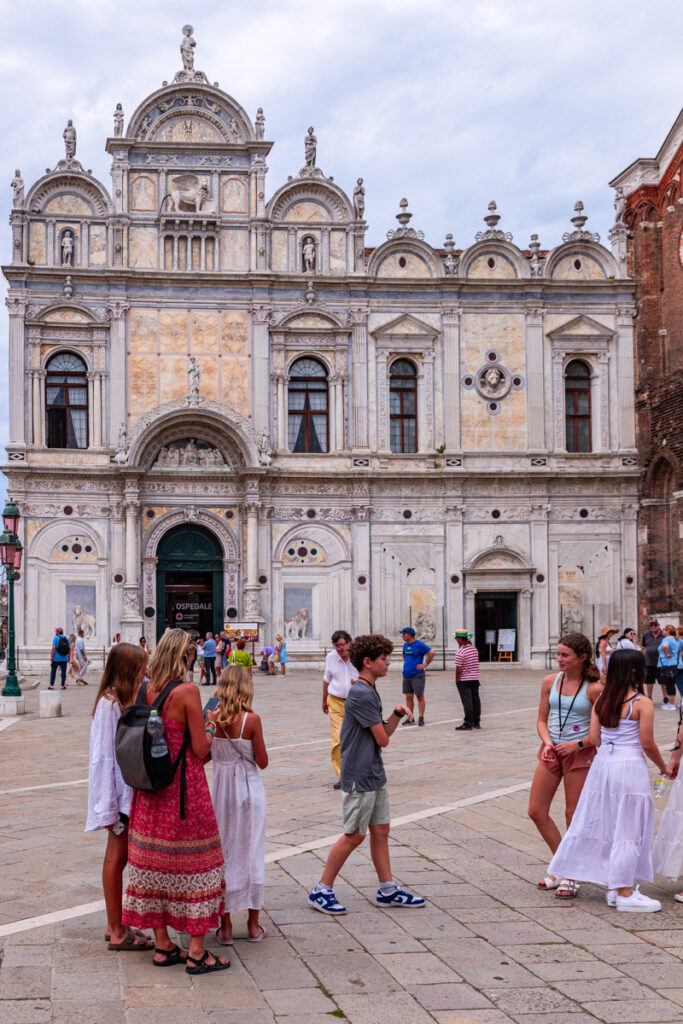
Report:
556,673,585,739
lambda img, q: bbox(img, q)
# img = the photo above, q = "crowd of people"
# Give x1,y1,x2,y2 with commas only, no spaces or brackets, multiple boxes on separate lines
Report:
82,615,683,980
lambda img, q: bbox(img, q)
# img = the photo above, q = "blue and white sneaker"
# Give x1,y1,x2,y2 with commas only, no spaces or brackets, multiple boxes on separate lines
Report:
375,887,425,908
308,887,347,915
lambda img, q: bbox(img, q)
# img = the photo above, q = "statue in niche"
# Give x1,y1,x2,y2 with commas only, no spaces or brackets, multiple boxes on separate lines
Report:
187,356,201,404
257,427,272,466
302,237,316,273
478,365,506,398
255,107,265,140
180,24,196,70
61,230,74,266
613,186,626,224
63,120,77,160
10,169,24,208
304,126,317,168
353,177,365,219
113,103,124,137
114,422,128,464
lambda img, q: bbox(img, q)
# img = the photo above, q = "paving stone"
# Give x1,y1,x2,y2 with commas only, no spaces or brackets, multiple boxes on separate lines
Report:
49,1001,126,1024
657,988,683,1007
126,1010,211,1024
261,986,337,1014
206,1012,275,1024
335,989,437,1023
469,921,561,945
624,961,683,988
509,1015,601,1024
586,942,682,964
242,955,319,991
431,1013,514,1024
124,986,200,1007
0,966,51,999
581,998,683,1022
376,951,461,985
0,944,52,967
636,929,683,948
0,1000,51,1024
482,987,579,1014
498,943,596,964
526,959,621,982
358,932,427,954
407,983,494,1010
553,977,657,1001
305,951,401,994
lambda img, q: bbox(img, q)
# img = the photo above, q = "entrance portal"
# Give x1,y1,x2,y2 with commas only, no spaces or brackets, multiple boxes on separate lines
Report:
474,591,518,662
155,525,223,641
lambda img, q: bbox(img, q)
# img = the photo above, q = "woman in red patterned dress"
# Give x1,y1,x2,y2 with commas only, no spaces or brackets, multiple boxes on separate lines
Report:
122,629,229,974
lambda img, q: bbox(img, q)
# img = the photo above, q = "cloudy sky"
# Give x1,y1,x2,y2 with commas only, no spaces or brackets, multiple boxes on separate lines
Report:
1,0,682,464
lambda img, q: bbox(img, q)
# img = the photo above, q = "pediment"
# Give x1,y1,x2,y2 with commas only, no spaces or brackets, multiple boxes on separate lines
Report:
372,313,439,338
548,315,614,340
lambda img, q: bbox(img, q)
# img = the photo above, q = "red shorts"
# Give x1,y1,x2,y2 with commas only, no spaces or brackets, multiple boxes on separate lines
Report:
537,742,594,777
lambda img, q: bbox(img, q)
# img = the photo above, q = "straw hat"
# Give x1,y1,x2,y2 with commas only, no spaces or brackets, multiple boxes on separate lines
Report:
598,625,618,640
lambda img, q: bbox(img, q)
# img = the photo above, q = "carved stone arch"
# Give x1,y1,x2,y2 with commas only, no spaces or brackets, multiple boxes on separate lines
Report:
278,308,345,330
41,345,93,373
644,451,679,498
127,83,255,143
126,402,259,471
29,517,107,562
274,523,350,566
32,302,105,327
268,180,353,223
458,239,528,279
286,352,333,377
467,543,530,571
628,198,658,226
142,508,238,562
26,172,113,217
367,237,442,278
544,240,618,279
660,180,680,213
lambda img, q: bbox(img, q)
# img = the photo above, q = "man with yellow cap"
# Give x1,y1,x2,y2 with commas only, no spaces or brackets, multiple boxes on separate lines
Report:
454,630,480,731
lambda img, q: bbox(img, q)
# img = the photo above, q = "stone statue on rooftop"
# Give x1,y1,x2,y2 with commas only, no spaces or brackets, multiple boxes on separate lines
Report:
63,120,77,160
255,108,265,140
11,169,24,208
353,178,365,219
113,104,124,137
305,127,317,168
180,24,196,71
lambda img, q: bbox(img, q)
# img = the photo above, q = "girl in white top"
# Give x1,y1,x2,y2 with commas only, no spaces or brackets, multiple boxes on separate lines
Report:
86,641,152,950
615,628,637,651
208,665,269,944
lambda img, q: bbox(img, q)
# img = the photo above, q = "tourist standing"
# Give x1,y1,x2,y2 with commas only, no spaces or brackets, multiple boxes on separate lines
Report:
658,626,680,710
323,630,356,789
615,628,637,651
529,632,601,898
308,634,425,915
275,633,287,676
596,626,618,680
454,630,481,730
48,628,70,690
195,637,205,684
203,632,217,687
677,627,683,701
209,665,268,944
400,627,434,727
122,629,229,974
549,649,667,912
67,633,78,685
74,629,91,685
139,637,151,656
642,619,664,702
228,638,253,676
86,641,152,950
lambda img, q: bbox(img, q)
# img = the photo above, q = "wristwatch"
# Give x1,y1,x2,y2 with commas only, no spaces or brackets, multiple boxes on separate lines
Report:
393,708,406,719
577,740,584,749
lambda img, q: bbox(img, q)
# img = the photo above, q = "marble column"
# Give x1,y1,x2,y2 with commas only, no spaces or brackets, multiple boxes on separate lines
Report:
442,310,461,450
87,372,98,448
243,502,262,618
6,295,27,445
350,311,369,449
106,301,128,447
530,504,550,659
252,308,271,439
616,307,636,450
525,305,545,450
121,492,143,642
597,352,610,452
276,373,287,451
125,500,140,587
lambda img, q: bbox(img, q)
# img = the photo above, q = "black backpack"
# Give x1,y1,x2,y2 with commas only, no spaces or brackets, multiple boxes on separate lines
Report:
115,680,191,819
56,636,70,656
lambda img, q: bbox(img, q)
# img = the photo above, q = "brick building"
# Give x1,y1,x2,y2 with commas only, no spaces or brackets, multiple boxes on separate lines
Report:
610,109,683,627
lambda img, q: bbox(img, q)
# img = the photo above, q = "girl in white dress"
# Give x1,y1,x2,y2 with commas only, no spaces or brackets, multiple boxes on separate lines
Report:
208,665,269,944
86,642,152,949
549,649,669,912
652,712,683,899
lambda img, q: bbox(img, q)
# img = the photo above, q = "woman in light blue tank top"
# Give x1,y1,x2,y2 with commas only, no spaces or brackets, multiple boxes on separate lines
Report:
528,632,602,898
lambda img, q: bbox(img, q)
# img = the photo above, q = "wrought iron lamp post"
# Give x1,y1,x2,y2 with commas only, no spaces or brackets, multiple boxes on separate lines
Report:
1,500,22,698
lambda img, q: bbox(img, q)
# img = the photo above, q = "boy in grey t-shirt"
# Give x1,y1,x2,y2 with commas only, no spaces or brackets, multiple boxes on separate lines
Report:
308,634,426,915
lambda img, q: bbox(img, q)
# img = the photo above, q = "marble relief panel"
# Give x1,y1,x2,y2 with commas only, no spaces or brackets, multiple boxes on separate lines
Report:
284,200,331,223
271,230,288,271
159,355,188,403
130,174,156,212
221,176,247,213
129,309,158,352
129,226,158,268
195,355,219,402
44,194,92,216
29,221,46,264
159,310,187,353
89,224,106,266
460,386,527,451
330,230,346,271
128,355,157,419
191,311,219,352
221,311,248,355
221,229,249,271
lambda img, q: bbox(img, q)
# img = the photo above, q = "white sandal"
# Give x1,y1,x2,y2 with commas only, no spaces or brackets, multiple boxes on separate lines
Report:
555,879,580,899
537,875,560,890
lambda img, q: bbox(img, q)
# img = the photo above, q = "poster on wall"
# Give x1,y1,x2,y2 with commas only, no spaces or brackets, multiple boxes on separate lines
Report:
497,629,516,652
65,584,97,639
224,622,259,642
283,587,312,639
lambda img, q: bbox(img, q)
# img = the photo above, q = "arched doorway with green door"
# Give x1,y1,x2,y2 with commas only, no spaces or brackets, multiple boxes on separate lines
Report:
155,524,223,640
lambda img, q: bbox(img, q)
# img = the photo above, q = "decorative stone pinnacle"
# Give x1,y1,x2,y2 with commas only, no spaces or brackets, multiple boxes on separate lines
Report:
396,198,412,228
444,233,455,254
484,200,500,230
386,198,424,240
562,199,600,244
571,200,587,231
475,200,512,243
529,234,540,254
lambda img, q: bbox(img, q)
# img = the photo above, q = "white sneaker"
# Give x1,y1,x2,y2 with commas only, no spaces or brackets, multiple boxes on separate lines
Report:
606,889,618,907
666,703,678,711
616,887,661,913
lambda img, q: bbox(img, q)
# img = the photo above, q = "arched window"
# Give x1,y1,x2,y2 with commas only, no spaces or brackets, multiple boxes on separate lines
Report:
390,359,417,453
288,358,328,453
46,352,88,449
564,359,591,453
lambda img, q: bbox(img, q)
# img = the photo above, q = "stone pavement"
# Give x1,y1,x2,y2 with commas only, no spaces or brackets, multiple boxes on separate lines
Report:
2,665,683,1024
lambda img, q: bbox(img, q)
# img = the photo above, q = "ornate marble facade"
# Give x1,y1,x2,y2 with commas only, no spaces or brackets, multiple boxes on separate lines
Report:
4,28,639,666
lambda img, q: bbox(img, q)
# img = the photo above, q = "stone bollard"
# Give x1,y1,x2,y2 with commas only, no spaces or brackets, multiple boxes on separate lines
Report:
40,689,63,718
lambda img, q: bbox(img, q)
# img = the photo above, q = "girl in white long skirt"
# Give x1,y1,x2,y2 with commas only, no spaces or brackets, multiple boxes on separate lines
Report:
652,713,683,898
549,649,669,912
208,665,269,944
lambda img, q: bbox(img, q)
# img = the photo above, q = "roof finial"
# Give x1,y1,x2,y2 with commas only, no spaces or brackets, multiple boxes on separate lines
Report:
484,200,500,230
475,199,512,242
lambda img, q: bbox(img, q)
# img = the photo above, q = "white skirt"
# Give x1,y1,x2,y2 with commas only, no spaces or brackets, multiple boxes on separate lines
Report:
652,774,683,881
548,745,654,889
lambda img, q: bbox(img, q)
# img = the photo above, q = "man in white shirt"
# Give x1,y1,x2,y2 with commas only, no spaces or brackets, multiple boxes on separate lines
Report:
323,630,356,790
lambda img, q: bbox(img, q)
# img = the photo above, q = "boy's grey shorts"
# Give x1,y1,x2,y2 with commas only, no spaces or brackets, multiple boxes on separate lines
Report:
341,785,390,835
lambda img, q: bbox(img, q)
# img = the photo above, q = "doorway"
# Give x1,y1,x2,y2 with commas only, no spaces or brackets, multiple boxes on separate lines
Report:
155,524,223,641
474,591,518,662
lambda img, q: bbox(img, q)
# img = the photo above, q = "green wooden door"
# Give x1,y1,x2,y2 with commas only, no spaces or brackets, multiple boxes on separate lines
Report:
155,525,223,640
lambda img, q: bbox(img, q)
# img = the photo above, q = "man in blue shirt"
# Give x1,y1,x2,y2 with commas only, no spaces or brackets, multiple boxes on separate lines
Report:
203,631,217,687
49,627,70,690
400,627,434,727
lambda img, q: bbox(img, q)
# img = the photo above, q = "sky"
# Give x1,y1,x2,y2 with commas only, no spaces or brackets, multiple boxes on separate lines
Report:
1,0,682,473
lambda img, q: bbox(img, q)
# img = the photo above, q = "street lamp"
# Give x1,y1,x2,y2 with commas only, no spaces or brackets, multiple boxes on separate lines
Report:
1,499,22,698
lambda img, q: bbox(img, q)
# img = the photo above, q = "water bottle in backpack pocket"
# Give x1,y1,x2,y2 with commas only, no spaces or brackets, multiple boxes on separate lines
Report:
115,680,190,818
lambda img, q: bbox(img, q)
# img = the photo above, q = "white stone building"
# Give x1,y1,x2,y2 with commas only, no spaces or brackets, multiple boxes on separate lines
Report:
4,29,639,667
